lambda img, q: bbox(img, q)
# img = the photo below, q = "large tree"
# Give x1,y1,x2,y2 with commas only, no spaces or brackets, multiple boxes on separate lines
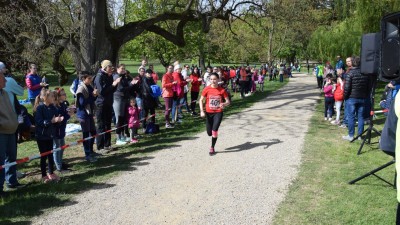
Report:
0,0,260,84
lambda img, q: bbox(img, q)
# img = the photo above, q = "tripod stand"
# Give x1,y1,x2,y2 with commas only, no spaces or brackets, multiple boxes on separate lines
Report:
350,75,381,155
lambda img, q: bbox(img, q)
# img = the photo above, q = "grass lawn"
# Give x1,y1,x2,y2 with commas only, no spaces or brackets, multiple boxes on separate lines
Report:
0,67,287,223
273,80,397,224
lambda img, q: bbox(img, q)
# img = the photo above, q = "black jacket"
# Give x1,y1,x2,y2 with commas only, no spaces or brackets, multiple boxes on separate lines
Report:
94,69,117,106
344,67,370,99
35,104,57,140
141,76,156,110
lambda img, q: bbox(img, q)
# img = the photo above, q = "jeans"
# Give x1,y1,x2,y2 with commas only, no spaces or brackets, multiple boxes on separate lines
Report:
95,104,112,149
178,97,187,114
347,98,366,137
53,138,65,171
181,92,191,113
171,98,181,122
279,74,284,82
0,133,18,188
135,97,144,122
342,100,348,125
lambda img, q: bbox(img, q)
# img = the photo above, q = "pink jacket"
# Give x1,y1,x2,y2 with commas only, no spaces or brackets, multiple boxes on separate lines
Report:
323,85,334,98
127,106,140,129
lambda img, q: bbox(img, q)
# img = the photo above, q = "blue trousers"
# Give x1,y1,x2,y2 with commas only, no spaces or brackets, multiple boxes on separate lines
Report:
0,133,18,190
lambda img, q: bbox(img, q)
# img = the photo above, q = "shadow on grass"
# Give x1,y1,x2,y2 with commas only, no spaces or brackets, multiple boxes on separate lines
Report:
0,153,153,221
220,139,282,153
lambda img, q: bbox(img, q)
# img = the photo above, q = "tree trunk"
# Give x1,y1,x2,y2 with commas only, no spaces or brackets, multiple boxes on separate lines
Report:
267,20,274,66
198,48,206,72
52,46,73,86
80,0,119,73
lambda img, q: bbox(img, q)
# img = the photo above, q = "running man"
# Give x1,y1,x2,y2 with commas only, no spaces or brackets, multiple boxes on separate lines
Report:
199,73,230,155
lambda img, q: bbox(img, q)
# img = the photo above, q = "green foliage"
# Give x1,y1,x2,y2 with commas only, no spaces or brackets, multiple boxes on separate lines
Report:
306,0,400,62
273,81,396,225
307,18,362,62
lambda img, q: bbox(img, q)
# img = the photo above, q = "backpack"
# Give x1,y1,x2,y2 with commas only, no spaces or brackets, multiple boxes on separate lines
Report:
150,84,162,98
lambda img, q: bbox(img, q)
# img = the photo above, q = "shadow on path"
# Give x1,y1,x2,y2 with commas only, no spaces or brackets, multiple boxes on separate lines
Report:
219,139,282,153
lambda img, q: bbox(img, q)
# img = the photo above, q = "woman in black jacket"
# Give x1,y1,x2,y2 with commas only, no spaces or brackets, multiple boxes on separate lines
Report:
141,71,157,129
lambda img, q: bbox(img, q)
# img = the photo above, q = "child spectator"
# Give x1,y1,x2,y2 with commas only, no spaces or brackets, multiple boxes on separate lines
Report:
331,76,344,125
35,90,63,183
53,87,72,172
189,67,202,116
323,75,334,121
76,71,98,163
127,98,140,143
258,72,265,92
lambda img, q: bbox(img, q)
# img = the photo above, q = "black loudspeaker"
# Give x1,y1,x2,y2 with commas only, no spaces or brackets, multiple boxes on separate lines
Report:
361,33,381,74
380,12,400,81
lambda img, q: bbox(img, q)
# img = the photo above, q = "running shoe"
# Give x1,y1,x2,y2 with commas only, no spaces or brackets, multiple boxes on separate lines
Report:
130,138,138,143
209,147,216,156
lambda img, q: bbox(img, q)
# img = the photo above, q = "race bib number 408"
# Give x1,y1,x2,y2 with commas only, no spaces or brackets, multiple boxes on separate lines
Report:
209,95,221,110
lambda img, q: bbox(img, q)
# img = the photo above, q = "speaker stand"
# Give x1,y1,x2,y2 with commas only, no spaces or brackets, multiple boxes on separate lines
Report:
350,112,381,155
350,74,380,155
348,159,395,187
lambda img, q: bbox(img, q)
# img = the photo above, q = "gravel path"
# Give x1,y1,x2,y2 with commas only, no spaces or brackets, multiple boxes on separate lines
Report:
33,73,319,225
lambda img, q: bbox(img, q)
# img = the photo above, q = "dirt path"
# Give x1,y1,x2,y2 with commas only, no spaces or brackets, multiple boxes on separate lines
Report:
34,73,319,225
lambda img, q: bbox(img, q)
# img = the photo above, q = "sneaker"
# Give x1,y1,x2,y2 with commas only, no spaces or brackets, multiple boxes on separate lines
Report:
104,146,113,151
209,147,216,156
6,183,26,189
96,149,109,155
191,112,198,116
91,151,102,157
16,171,26,179
122,136,131,142
165,123,174,129
57,169,71,174
342,135,354,141
176,119,183,124
324,117,328,121
339,124,347,129
130,138,138,143
133,135,141,139
178,114,183,119
328,117,332,121
86,155,98,163
42,176,52,183
330,120,338,125
116,139,127,146
48,173,60,182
